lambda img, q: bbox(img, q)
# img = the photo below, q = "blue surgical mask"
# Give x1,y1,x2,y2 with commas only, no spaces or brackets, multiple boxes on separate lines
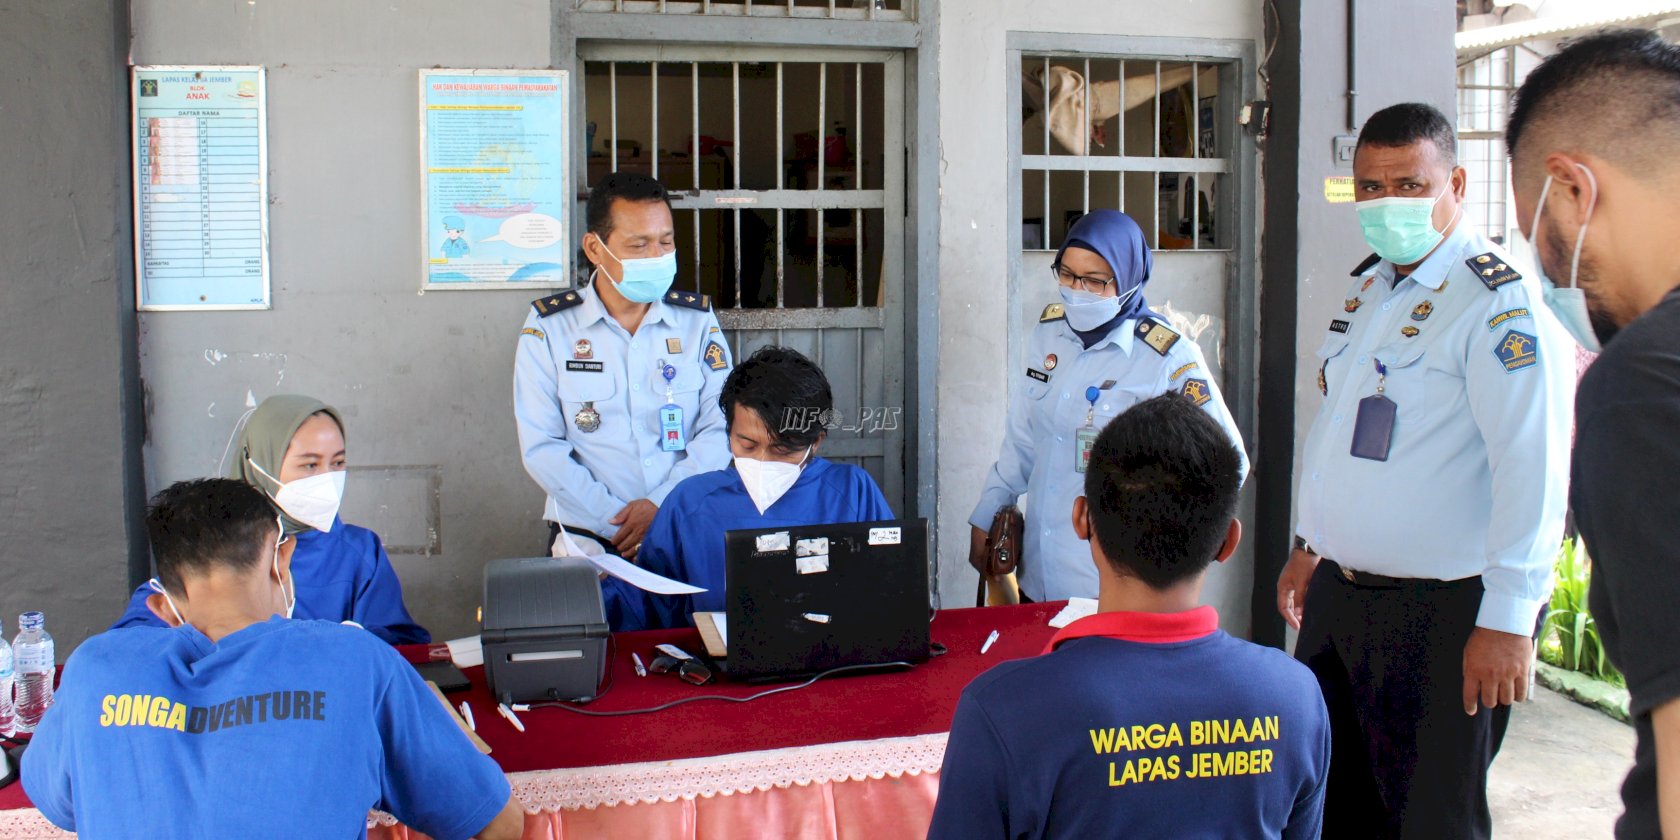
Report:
596,239,677,304
1527,167,1602,353
1355,188,1459,266
1058,285,1138,332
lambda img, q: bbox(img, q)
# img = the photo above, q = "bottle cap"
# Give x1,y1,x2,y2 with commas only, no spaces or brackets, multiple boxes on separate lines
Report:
18,612,42,629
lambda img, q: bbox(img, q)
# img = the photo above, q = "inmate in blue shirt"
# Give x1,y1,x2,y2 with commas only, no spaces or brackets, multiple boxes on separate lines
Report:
111,518,431,645
929,607,1330,840
604,456,894,630
23,618,509,840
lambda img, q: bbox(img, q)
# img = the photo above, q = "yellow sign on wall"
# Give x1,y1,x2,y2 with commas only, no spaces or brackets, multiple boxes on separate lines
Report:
1324,176,1355,204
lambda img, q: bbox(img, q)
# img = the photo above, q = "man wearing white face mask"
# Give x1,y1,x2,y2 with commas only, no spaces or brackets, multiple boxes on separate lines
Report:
969,209,1248,604
1278,103,1574,838
24,479,524,840
602,346,893,630
1508,30,1680,839
515,172,733,570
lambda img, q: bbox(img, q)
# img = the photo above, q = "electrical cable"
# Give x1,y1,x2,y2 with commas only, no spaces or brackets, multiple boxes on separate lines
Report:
528,661,912,717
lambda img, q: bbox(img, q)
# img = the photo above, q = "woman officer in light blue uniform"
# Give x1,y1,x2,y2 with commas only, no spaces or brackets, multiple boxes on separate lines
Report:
968,210,1249,602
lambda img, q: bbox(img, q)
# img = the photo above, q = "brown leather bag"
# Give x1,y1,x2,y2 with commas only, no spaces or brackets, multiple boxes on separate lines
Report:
976,505,1024,606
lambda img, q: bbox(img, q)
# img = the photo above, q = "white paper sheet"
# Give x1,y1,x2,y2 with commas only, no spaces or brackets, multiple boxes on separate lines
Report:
586,551,707,595
1048,598,1099,629
446,635,483,669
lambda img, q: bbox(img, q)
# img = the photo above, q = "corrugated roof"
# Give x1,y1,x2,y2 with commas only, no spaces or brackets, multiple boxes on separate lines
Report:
1456,4,1680,54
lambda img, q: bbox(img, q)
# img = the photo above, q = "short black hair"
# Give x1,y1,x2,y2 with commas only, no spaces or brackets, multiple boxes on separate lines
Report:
1082,393,1242,590
146,478,280,593
1507,29,1680,176
720,346,833,453
586,172,673,242
1356,102,1458,166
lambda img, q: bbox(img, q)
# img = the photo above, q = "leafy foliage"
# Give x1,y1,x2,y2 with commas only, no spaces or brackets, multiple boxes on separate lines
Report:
1539,538,1624,687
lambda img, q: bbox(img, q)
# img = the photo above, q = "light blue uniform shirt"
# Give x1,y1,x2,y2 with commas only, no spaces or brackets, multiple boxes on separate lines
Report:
1295,223,1575,636
514,284,733,538
972,313,1249,601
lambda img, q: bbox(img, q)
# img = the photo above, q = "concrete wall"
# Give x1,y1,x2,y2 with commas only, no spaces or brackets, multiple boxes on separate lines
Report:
932,2,1264,629
131,0,555,645
0,0,141,654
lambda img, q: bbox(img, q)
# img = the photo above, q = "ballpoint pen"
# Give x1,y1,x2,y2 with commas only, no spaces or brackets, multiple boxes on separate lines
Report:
459,701,476,731
632,652,648,677
497,702,526,733
980,629,1000,654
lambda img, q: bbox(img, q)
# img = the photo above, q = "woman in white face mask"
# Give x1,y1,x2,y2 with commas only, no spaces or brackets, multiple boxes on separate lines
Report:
967,210,1251,604
597,347,896,631
112,394,431,644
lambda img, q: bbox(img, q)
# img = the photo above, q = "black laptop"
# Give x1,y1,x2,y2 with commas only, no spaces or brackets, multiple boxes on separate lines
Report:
721,518,930,682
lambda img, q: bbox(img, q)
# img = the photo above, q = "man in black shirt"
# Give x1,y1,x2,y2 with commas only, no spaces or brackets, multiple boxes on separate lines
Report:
1507,28,1680,839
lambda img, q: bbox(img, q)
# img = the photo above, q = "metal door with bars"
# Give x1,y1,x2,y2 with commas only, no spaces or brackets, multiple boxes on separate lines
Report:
581,45,907,512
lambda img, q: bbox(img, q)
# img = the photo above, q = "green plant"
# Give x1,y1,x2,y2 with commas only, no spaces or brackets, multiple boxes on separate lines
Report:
1539,537,1624,687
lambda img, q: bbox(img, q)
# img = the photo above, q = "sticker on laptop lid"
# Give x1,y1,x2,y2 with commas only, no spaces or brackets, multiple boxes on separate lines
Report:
796,554,830,575
755,531,791,553
801,613,832,624
795,537,830,557
868,527,902,546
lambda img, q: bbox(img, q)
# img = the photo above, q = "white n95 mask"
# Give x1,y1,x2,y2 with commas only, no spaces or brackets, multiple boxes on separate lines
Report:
735,447,811,514
1527,167,1603,353
248,458,345,533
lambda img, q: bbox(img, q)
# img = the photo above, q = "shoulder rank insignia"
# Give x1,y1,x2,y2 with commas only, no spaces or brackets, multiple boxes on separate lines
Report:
1135,320,1180,356
1040,303,1066,323
1349,253,1382,277
665,290,713,310
1467,252,1522,290
531,291,583,317
1181,379,1212,407
1494,329,1540,373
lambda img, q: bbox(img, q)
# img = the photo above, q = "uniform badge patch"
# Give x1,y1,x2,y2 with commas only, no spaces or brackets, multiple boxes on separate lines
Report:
1181,379,1212,407
1488,308,1531,331
1318,362,1328,396
565,360,604,373
1400,326,1420,338
1345,298,1362,313
1467,252,1522,289
1411,301,1433,321
574,402,601,433
574,339,593,360
1329,319,1350,334
703,341,729,371
1135,320,1180,355
1044,353,1058,371
1494,329,1540,373
1361,276,1375,292
1170,362,1199,382
1026,368,1050,383
520,327,545,340
1040,303,1066,323
666,338,683,354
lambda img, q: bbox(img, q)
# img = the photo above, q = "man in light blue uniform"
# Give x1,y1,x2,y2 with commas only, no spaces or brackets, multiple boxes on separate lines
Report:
515,173,733,559
1275,103,1574,838
970,210,1248,602
24,478,522,840
605,346,894,630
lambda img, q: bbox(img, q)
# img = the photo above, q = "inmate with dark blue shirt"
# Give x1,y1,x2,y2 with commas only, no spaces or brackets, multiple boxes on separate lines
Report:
23,617,509,840
603,456,893,630
110,518,431,645
928,607,1330,840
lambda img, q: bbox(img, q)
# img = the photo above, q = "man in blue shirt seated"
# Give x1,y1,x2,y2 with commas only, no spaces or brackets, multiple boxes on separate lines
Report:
604,345,894,630
23,478,523,840
928,394,1330,839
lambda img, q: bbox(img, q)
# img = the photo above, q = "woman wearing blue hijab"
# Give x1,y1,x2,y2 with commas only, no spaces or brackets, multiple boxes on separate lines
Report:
968,210,1250,602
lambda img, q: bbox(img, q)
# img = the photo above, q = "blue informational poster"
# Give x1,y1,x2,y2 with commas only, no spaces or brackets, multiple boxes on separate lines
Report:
420,70,571,290
132,66,271,311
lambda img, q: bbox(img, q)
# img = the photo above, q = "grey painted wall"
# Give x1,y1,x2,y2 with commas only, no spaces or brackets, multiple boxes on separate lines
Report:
131,0,556,646
0,0,140,655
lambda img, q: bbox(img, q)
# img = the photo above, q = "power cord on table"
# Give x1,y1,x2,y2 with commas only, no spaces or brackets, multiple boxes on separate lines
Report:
528,661,913,717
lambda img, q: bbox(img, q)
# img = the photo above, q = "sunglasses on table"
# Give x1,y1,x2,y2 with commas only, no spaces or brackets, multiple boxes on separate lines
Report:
649,654,714,686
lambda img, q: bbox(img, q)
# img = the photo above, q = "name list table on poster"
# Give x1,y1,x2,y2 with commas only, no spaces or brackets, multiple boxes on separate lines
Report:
131,65,269,310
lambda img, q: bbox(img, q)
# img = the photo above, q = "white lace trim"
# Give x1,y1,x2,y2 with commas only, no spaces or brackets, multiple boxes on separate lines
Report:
0,809,73,839
367,732,948,824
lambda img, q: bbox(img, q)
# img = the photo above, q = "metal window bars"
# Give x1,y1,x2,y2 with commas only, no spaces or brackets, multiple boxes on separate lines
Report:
575,0,914,21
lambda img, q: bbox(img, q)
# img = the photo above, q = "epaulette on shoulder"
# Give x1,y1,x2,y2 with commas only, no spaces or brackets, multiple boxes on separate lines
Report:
1349,253,1382,277
1135,319,1180,356
665,290,713,311
531,291,583,317
1040,303,1065,323
1466,252,1522,290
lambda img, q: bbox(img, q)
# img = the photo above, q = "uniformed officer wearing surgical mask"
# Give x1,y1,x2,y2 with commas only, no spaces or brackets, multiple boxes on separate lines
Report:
1277,103,1575,838
969,210,1249,603
514,172,734,563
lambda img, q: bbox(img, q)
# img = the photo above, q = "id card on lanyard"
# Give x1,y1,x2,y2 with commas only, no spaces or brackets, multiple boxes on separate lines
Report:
658,360,687,452
1074,381,1118,473
1351,358,1396,461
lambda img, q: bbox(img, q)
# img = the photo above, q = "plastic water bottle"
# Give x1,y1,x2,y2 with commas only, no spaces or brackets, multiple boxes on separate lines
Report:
0,620,14,737
14,612,54,733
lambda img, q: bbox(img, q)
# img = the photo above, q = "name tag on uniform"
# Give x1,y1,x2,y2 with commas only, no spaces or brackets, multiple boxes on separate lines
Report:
566,361,604,373
1350,394,1397,461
